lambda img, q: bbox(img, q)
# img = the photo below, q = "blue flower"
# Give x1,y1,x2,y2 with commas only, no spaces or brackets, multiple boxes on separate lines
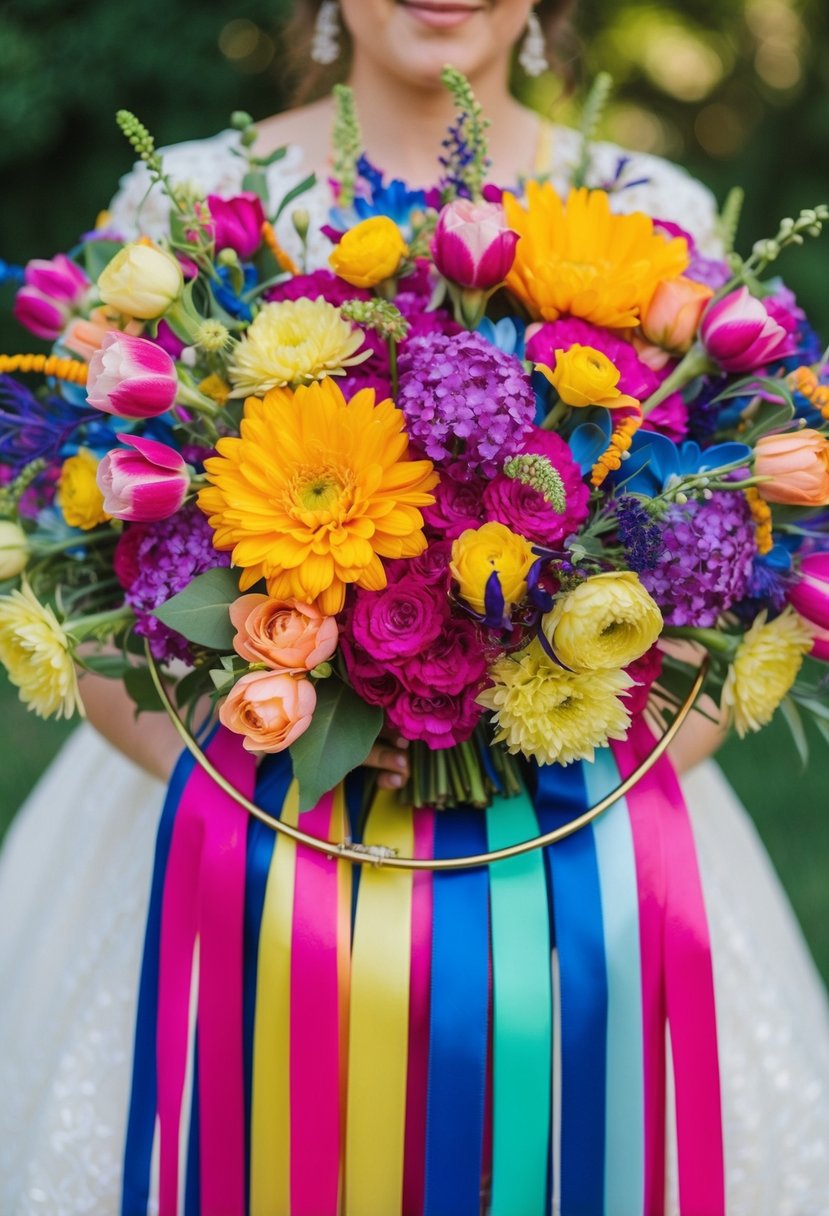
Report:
0,376,97,473
212,264,257,322
613,432,752,497
330,156,429,238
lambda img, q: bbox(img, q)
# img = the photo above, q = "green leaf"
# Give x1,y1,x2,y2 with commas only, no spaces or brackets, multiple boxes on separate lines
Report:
273,172,317,223
75,652,131,678
124,663,162,714
253,146,289,169
173,663,215,710
740,398,796,444
290,678,383,812
779,695,809,768
82,239,123,281
152,567,239,649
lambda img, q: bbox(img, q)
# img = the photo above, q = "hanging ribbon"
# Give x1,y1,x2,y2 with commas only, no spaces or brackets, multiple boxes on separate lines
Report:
345,789,415,1216
402,809,435,1216
486,787,552,1216
534,762,608,1215
424,809,490,1216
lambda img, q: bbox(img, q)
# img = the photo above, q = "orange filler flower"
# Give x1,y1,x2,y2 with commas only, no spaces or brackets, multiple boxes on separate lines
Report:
198,378,438,615
502,184,689,329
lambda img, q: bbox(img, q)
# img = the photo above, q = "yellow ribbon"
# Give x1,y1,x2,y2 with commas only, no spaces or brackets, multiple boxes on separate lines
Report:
344,790,414,1216
250,782,300,1215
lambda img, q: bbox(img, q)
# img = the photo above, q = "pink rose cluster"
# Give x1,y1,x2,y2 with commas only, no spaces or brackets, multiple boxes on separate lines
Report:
341,548,489,748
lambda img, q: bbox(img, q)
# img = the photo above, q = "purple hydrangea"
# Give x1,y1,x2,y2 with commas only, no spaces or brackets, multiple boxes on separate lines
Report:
125,505,230,662
640,491,755,626
397,331,535,477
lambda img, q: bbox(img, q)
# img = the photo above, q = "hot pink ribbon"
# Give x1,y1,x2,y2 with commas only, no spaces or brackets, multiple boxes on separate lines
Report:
402,810,435,1215
290,791,343,1215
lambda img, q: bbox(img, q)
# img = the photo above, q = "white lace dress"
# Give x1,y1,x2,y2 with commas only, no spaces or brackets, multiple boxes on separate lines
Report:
1,127,827,1215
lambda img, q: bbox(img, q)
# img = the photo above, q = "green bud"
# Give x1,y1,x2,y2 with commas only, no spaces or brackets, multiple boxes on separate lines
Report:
292,207,311,242
231,110,255,131
502,454,567,513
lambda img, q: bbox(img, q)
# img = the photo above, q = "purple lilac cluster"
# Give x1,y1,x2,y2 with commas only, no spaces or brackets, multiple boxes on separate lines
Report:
397,331,535,477
640,491,755,626
614,495,666,573
122,505,230,662
341,548,489,748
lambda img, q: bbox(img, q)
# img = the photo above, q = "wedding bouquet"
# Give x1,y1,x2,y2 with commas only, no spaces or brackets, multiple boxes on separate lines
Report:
2,71,828,813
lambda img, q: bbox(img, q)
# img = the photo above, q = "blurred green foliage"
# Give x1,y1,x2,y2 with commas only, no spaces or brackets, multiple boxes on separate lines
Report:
0,0,826,978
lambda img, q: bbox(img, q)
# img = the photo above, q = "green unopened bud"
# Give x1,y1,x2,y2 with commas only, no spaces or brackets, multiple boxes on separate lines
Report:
231,110,255,131
502,454,566,513
292,207,310,243
311,661,333,679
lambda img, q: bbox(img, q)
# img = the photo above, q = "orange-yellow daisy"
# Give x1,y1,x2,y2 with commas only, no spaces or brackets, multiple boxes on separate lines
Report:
503,183,690,329
198,378,439,615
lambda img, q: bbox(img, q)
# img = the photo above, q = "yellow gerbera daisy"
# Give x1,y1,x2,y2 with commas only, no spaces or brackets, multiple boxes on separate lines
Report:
478,640,633,766
0,581,82,719
722,607,813,737
228,298,370,397
198,378,439,615
503,183,690,329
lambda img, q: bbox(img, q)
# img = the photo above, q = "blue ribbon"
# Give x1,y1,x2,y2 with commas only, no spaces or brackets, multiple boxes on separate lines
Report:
424,809,490,1216
534,761,608,1216
121,746,195,1215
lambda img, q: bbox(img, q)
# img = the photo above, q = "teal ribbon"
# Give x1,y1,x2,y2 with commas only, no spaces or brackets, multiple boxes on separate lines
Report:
486,785,553,1216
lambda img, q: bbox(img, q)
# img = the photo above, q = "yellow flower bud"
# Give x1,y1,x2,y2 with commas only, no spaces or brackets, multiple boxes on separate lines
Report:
537,344,639,409
0,521,29,579
98,242,184,319
56,449,110,531
329,216,408,289
450,521,536,617
542,571,663,672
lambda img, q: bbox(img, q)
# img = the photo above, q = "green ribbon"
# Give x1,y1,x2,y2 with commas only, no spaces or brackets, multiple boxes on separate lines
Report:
486,785,553,1216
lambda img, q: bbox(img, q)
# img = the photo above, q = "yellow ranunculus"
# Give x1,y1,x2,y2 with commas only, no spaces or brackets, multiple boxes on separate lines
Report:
98,242,184,319
537,345,640,410
0,521,29,579
56,448,111,531
329,216,408,289
0,581,82,719
450,521,536,618
722,607,813,737
542,571,663,672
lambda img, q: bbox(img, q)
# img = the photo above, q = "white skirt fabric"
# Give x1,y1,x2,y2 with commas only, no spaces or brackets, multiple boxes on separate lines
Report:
0,725,827,1214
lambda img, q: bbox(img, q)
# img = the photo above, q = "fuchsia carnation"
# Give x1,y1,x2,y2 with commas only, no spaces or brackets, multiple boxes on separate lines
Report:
485,428,590,546
423,467,488,538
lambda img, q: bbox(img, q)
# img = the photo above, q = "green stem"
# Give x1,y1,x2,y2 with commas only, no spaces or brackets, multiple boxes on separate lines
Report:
540,399,569,431
66,606,132,640
640,345,714,416
32,530,115,557
662,625,735,655
388,336,399,399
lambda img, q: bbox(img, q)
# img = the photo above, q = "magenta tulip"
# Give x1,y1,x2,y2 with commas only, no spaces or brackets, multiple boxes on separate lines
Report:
13,253,90,340
207,192,267,261
97,434,189,522
788,553,829,660
431,199,519,291
700,286,794,372
86,332,179,419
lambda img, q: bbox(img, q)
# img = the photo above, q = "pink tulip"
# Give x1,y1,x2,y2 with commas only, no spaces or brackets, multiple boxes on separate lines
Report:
87,332,179,419
207,192,266,261
13,254,90,340
700,286,793,372
807,622,829,663
431,199,519,291
788,553,829,635
97,434,189,522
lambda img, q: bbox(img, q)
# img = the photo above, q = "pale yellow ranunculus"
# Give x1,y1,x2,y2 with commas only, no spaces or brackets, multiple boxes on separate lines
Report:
537,344,639,410
450,521,535,618
0,581,82,719
722,607,813,736
542,571,663,672
0,521,29,579
329,216,408,289
98,242,183,320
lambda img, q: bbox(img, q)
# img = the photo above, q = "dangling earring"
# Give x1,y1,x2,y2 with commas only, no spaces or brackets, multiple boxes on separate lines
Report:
519,9,548,77
310,0,341,66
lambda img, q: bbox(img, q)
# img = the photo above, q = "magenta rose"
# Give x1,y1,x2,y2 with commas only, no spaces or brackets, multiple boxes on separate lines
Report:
509,428,591,540
402,617,488,697
423,467,488,538
340,636,405,707
387,687,483,748
351,582,446,662
624,646,664,715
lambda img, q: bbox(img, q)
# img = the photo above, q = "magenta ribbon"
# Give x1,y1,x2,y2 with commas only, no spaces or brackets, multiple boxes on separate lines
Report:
615,720,724,1215
403,810,435,1216
290,791,343,1216
155,727,256,1216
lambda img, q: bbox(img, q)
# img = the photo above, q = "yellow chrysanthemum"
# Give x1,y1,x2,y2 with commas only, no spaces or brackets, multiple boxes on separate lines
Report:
478,640,633,766
0,581,82,719
542,571,663,672
56,448,110,531
721,607,813,737
198,378,439,615
503,183,690,329
228,298,370,397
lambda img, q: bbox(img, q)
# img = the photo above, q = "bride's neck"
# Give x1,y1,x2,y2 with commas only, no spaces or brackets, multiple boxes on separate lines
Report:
346,54,537,189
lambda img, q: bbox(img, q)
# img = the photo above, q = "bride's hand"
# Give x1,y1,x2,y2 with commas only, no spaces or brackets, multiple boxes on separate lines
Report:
363,729,410,790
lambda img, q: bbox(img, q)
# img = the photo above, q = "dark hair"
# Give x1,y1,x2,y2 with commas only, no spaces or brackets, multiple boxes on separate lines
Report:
281,1,579,106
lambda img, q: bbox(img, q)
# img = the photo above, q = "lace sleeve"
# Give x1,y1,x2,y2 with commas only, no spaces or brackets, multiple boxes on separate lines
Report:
546,125,724,256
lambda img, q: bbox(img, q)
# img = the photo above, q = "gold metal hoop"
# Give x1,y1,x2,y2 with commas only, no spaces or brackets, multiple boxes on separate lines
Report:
147,647,709,871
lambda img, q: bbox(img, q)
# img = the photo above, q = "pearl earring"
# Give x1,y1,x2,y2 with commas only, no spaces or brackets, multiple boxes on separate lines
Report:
310,0,341,66
519,9,548,77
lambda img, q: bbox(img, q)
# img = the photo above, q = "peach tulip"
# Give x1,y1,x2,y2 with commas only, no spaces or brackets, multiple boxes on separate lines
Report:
755,430,829,506
641,275,713,353
219,670,316,753
229,594,338,673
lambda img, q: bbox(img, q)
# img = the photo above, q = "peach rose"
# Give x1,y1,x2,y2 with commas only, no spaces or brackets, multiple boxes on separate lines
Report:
755,430,829,506
641,275,713,353
219,670,316,753
229,594,338,672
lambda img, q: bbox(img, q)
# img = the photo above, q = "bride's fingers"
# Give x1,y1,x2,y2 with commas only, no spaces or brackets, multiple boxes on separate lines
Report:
365,740,410,789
